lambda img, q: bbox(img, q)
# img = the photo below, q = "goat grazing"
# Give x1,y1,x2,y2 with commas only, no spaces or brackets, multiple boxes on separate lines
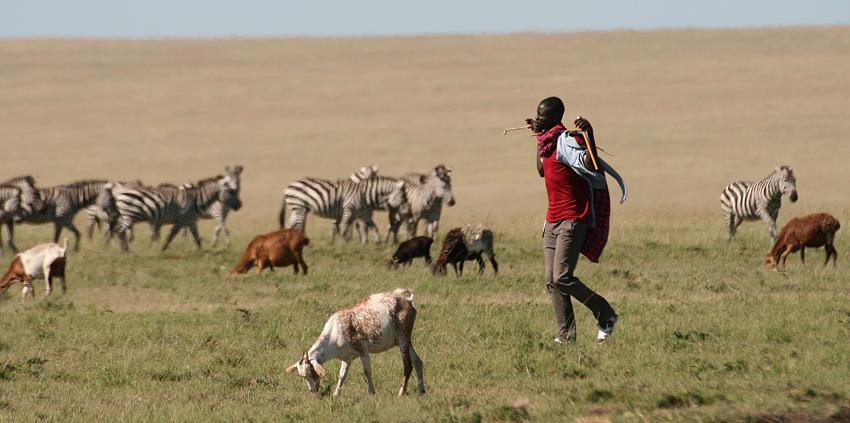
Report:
286,288,424,397
387,236,433,269
0,239,67,302
765,213,840,270
231,228,310,275
432,225,498,276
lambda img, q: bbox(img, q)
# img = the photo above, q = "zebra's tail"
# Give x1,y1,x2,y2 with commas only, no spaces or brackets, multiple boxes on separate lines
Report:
278,202,287,229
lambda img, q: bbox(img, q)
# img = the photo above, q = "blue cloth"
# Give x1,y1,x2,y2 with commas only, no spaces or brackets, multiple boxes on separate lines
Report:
556,132,628,204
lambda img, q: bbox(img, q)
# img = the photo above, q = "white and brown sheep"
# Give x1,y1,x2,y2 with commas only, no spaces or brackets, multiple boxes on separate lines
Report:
0,239,68,302
286,288,425,397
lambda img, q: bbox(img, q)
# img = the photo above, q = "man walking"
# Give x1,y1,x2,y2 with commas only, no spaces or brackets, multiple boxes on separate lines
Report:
527,96,627,344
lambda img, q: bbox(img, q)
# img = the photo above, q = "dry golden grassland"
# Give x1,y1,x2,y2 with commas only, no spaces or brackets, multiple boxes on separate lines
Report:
0,26,849,421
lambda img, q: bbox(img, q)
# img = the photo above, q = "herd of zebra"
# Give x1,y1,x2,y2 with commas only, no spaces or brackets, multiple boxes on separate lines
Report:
0,166,243,255
281,164,455,245
0,163,456,258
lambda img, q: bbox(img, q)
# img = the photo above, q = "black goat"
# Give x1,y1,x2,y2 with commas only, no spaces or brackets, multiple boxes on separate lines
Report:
387,236,433,269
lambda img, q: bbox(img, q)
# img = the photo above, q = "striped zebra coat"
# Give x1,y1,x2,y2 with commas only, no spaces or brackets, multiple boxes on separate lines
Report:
720,166,798,241
179,165,244,247
281,172,406,244
85,179,145,242
109,168,242,252
0,176,43,254
17,180,108,251
0,185,23,255
279,165,382,243
0,176,41,217
338,177,408,243
390,165,455,243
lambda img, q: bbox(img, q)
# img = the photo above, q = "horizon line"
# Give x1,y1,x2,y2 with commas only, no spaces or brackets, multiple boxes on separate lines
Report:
2,22,847,42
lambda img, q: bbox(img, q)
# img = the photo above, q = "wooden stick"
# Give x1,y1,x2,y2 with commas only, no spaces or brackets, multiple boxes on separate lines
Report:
583,131,600,171
566,127,600,171
503,125,531,135
505,123,611,158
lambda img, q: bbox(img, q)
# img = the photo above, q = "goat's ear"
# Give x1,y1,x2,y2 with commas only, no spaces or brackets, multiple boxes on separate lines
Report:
310,361,326,378
285,363,298,374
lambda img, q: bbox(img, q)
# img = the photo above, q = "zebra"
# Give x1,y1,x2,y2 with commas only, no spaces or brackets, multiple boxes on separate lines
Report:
0,176,43,254
110,167,242,252
346,165,382,242
15,179,108,252
338,177,408,243
86,179,146,243
279,165,382,243
388,165,455,243
176,165,244,247
0,185,24,256
720,165,798,241
280,172,406,244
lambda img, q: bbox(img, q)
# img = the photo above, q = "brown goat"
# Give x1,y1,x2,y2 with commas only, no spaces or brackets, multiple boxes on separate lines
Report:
765,213,840,270
231,229,309,275
432,228,490,277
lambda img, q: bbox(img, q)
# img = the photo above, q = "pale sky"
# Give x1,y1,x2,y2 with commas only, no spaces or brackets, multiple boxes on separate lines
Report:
2,0,849,38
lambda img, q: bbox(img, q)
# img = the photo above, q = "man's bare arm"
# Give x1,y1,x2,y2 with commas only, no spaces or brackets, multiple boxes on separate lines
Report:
536,147,544,177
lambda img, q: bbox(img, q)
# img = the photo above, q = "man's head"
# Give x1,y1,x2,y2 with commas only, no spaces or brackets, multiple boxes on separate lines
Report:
535,97,565,132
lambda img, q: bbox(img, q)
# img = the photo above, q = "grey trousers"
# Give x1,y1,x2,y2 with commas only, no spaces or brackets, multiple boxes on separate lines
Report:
543,219,616,340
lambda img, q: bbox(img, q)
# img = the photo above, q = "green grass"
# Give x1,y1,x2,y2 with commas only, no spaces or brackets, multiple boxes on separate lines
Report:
0,216,848,422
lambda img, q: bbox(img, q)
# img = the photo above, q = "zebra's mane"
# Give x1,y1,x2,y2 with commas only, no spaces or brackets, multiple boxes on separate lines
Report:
0,175,36,187
182,179,222,209
63,179,108,190
61,180,109,206
193,175,224,185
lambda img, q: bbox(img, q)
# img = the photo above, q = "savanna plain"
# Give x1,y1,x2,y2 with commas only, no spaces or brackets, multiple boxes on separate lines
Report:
1,26,849,422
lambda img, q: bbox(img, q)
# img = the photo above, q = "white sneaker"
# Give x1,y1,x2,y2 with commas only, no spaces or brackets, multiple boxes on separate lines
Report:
597,314,619,344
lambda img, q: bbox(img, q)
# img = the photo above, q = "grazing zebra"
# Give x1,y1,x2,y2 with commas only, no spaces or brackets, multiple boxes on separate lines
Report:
281,172,406,244
15,179,108,251
389,165,455,243
0,185,23,255
110,167,242,252
720,165,798,241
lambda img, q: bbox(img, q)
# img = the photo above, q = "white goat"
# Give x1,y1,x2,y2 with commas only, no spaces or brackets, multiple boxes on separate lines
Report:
0,239,68,302
286,288,425,397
